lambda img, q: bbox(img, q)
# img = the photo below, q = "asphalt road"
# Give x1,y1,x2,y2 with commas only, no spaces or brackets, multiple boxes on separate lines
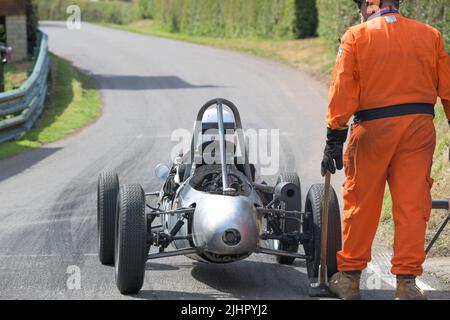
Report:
0,21,448,300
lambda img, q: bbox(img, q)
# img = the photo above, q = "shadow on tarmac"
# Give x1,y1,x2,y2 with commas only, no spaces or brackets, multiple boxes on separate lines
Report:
0,147,62,183
94,75,220,91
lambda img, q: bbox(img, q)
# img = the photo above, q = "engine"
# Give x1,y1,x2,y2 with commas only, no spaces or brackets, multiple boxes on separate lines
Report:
191,165,251,196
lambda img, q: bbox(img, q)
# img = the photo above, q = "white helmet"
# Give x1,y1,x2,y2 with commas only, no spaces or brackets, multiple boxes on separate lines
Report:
201,107,236,132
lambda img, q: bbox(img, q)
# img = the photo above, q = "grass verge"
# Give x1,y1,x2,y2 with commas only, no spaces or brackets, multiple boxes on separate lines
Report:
0,54,101,160
3,61,33,91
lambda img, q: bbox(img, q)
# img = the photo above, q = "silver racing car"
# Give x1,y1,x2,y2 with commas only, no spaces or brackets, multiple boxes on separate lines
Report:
97,98,342,294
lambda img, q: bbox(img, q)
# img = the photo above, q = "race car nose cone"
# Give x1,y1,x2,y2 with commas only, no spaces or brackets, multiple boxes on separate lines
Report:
222,229,241,246
192,195,258,255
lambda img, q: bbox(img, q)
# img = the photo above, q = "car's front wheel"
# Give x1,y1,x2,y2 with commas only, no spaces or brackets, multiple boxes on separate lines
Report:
303,184,342,280
115,185,147,294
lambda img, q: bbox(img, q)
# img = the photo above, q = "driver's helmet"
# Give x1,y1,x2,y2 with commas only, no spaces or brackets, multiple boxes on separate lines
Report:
197,107,237,165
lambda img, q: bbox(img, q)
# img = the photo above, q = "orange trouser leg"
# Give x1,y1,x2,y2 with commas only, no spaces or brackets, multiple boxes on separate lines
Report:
336,115,429,271
387,116,436,276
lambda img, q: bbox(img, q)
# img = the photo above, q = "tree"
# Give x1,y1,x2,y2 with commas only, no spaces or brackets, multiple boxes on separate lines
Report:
27,0,38,55
296,0,318,38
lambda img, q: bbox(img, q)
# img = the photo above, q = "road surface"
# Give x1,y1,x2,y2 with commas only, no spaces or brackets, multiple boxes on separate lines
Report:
0,21,447,299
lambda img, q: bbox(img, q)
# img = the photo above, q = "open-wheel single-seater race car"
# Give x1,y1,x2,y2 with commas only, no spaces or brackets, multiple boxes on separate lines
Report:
97,98,343,294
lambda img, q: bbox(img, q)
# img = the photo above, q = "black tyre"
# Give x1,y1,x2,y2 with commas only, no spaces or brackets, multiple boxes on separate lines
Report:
303,184,342,279
97,171,119,265
275,173,302,265
115,185,147,294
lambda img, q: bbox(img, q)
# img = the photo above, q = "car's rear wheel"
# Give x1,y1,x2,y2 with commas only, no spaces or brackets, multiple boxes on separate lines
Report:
115,185,147,294
275,173,302,265
303,184,342,280
97,171,119,265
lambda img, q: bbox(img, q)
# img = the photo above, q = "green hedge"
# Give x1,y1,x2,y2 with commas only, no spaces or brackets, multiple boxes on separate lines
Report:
317,0,450,50
36,0,141,25
316,0,359,46
36,0,318,39
149,0,317,39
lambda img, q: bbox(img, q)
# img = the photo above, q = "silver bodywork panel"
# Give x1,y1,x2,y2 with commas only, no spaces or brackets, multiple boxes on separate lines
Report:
163,168,265,263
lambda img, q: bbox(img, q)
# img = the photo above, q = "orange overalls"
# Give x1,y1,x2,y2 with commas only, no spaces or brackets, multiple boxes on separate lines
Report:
326,10,450,275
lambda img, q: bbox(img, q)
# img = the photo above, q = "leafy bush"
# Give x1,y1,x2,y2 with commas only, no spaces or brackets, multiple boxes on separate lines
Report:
316,0,450,50
138,0,154,19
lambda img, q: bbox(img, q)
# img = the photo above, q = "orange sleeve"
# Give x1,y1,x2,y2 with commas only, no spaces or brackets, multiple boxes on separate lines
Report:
437,32,450,121
326,30,360,129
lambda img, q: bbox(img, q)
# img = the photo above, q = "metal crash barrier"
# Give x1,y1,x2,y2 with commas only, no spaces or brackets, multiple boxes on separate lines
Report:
0,31,49,143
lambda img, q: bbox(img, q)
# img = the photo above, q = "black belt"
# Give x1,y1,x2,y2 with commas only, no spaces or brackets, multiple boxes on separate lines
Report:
354,103,435,123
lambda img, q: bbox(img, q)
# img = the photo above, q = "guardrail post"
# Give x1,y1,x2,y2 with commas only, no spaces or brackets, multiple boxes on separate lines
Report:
0,59,4,93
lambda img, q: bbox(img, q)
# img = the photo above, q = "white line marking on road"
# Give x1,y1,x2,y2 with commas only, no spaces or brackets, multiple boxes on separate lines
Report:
370,251,436,291
0,253,98,258
416,279,436,291
0,215,96,230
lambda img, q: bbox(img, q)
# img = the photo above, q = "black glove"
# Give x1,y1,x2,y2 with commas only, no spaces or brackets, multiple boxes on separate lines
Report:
321,127,349,177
